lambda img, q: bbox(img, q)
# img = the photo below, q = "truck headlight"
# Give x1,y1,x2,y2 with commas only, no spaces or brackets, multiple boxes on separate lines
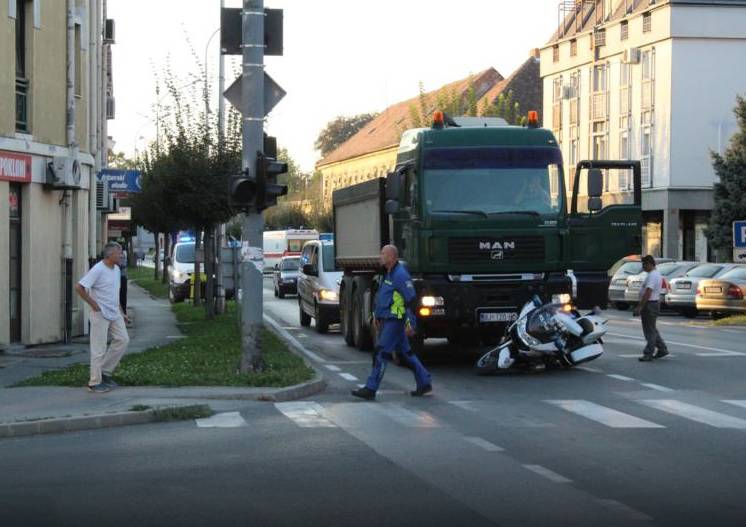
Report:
319,289,338,302
421,296,445,307
171,270,188,283
552,293,572,305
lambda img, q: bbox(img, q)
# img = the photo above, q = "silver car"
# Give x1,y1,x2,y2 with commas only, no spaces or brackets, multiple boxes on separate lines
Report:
666,263,739,317
696,266,746,316
624,261,700,306
297,240,343,333
608,258,674,310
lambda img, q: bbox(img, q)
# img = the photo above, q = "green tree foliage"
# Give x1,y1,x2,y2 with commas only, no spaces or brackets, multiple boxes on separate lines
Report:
314,113,378,156
407,77,480,128
706,95,746,260
480,90,525,125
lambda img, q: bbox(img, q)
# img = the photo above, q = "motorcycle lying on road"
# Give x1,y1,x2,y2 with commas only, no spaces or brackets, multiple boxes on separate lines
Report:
475,296,607,375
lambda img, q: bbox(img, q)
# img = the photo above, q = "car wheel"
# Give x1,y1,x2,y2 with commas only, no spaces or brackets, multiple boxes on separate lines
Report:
614,302,630,311
315,302,330,334
299,299,311,327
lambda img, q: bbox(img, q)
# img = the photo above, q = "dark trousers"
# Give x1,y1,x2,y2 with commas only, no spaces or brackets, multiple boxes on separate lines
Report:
641,302,667,356
365,319,431,392
120,275,128,314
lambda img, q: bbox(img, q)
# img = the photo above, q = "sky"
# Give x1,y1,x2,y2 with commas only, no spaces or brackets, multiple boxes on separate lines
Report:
108,0,560,172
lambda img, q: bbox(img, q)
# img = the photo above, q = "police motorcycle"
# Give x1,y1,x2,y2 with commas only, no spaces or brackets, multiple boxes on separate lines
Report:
475,295,607,375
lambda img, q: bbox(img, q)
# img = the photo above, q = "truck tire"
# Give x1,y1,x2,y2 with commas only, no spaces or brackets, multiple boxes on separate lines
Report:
299,299,311,327
315,302,330,334
353,279,373,351
340,277,355,346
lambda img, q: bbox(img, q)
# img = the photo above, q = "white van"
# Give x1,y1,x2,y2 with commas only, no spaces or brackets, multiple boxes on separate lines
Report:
263,229,319,272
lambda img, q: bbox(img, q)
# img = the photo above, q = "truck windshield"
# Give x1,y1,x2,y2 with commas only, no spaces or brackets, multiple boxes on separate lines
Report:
423,146,563,216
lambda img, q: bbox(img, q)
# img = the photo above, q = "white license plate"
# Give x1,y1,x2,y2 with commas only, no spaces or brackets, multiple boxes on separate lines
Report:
705,286,722,294
479,312,517,323
677,283,691,290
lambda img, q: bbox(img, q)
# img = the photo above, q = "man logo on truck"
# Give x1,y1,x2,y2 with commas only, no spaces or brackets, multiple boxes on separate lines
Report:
479,241,516,251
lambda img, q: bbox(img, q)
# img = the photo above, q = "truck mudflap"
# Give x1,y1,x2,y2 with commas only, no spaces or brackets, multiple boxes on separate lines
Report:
412,273,573,340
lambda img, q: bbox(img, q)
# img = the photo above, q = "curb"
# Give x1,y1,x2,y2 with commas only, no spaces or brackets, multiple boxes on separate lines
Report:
0,404,210,439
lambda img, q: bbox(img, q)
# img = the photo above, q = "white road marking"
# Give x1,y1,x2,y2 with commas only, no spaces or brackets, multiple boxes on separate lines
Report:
607,332,746,356
523,464,572,483
324,365,341,372
547,400,665,428
722,400,746,410
296,333,308,339
275,402,337,428
607,374,635,382
618,354,677,359
195,412,247,428
641,400,746,429
595,498,653,522
339,373,359,381
372,404,440,428
463,436,504,452
640,383,675,393
449,400,478,412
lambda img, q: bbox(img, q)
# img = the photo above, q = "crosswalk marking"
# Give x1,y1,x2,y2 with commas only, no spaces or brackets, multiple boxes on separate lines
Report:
640,400,746,429
448,400,478,412
195,412,247,428
463,436,504,452
275,402,337,428
523,464,572,483
339,373,359,381
594,499,653,522
607,374,635,382
640,383,675,393
324,365,341,372
722,400,746,410
547,400,665,428
371,403,440,428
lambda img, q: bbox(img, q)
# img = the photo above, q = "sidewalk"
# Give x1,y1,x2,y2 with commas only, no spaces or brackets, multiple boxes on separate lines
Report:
0,283,325,437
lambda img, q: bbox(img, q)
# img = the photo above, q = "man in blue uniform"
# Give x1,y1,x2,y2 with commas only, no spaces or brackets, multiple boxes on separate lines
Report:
352,245,432,400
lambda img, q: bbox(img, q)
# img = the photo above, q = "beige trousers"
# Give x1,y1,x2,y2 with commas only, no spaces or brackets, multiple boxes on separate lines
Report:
89,311,130,386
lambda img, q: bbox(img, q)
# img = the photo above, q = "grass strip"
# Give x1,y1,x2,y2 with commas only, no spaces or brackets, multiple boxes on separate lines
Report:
713,314,746,326
128,266,170,299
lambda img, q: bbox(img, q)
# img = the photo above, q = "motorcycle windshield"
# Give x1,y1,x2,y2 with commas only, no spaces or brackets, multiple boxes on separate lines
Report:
526,304,561,343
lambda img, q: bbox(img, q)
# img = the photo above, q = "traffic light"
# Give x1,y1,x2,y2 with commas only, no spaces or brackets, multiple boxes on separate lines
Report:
229,168,256,212
255,151,288,211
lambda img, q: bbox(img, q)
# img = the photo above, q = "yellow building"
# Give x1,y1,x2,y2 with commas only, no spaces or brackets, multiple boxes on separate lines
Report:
1,0,111,347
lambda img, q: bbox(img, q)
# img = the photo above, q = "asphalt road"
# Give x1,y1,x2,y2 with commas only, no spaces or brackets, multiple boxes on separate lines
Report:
2,280,746,527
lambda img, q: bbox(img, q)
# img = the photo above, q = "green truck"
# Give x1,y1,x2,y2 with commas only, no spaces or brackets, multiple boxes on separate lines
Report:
333,113,642,351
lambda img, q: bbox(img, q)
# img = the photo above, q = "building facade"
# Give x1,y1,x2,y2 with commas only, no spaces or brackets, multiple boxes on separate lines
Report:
1,0,112,347
541,0,746,261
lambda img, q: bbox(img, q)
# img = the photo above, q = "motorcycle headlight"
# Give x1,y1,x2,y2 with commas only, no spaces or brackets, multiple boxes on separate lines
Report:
420,296,445,307
552,293,572,305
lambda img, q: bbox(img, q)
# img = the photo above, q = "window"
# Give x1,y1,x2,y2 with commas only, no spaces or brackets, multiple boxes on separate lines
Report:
75,24,82,97
594,28,606,47
15,0,30,133
620,20,629,40
641,49,655,109
619,63,632,116
592,122,608,161
604,0,613,21
618,131,631,189
569,71,580,126
643,12,652,33
552,76,563,132
592,64,608,121
641,114,653,188
570,39,577,57
553,45,559,62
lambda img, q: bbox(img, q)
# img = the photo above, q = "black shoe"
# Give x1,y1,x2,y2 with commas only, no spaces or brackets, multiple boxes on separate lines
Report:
638,355,654,362
351,387,376,400
654,349,669,359
410,385,433,397
102,374,118,388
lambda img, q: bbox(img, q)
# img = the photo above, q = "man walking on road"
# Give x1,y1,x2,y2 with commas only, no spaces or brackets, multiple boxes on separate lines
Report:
634,255,669,362
75,242,130,393
352,245,432,400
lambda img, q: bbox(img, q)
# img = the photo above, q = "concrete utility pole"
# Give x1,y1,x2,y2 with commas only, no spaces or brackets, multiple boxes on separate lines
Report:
216,0,227,315
239,0,265,372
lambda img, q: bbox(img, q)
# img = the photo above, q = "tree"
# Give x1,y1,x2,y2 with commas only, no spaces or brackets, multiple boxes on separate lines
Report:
109,151,138,169
706,95,746,261
314,113,378,156
480,90,525,125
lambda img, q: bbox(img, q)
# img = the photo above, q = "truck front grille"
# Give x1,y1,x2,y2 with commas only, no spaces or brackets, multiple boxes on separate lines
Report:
448,236,545,264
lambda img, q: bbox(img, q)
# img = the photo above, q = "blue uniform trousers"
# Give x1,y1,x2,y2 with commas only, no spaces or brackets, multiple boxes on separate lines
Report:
365,319,431,392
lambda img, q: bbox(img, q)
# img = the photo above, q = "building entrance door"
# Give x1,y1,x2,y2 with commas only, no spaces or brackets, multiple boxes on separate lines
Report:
9,184,22,342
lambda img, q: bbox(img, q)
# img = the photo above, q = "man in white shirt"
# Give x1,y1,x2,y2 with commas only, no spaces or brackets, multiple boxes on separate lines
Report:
75,242,130,392
634,255,669,362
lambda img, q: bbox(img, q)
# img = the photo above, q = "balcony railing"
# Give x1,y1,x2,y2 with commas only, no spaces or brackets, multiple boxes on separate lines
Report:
591,92,607,121
15,78,29,133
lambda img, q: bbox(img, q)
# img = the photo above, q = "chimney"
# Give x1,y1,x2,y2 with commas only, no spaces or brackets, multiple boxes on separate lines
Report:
530,48,541,59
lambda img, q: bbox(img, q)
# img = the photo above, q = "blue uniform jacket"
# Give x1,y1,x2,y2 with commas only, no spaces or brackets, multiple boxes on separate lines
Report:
374,262,417,329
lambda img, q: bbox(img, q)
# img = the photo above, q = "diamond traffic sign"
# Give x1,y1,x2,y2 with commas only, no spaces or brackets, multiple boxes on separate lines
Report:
224,72,286,118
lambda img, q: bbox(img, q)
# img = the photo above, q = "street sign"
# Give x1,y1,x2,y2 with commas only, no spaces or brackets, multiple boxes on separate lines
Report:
733,220,746,248
97,169,142,193
224,72,286,117
734,248,746,263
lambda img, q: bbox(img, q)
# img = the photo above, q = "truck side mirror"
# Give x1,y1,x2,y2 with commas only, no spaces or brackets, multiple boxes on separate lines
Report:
588,196,603,212
587,168,603,198
386,170,403,201
384,200,400,214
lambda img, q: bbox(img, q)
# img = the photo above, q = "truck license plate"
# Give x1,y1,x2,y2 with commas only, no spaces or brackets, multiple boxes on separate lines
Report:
479,312,517,323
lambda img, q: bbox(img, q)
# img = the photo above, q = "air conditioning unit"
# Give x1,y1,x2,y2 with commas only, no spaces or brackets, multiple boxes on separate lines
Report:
106,96,115,120
46,156,83,189
96,179,109,209
623,48,641,64
562,85,576,100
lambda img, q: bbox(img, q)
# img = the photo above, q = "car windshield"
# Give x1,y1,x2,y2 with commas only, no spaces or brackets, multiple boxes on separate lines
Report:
281,258,300,271
423,146,563,216
719,267,746,281
322,244,336,272
686,264,722,278
616,261,642,276
174,243,195,264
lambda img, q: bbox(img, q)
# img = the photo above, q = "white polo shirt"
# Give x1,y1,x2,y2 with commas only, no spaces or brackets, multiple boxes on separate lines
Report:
79,261,122,321
640,269,664,302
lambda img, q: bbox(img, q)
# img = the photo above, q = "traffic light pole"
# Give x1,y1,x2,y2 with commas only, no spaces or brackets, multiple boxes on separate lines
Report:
239,0,265,372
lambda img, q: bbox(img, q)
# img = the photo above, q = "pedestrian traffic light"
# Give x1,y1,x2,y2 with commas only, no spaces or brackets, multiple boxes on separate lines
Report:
229,168,256,212
255,151,288,211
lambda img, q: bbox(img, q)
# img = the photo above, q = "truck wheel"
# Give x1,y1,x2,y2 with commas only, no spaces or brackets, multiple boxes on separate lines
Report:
340,278,355,346
353,283,373,351
299,299,311,327
315,303,330,334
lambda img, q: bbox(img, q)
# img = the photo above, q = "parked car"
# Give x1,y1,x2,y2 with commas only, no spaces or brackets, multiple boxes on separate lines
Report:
666,263,740,317
297,240,342,333
608,257,673,310
273,256,301,298
624,261,700,307
696,266,746,316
